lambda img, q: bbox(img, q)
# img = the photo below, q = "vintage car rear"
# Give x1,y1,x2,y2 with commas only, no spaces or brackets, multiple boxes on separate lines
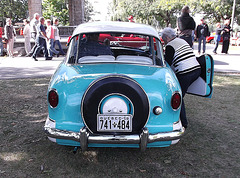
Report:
44,22,185,151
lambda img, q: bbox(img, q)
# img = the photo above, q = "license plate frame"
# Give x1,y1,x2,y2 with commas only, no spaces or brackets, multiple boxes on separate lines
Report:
97,114,132,132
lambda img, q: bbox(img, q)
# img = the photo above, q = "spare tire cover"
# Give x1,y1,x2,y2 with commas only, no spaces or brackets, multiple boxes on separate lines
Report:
81,75,150,134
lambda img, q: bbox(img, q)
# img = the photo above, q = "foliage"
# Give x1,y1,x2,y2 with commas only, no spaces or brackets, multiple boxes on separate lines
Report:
191,0,239,23
84,0,94,22
111,0,194,29
42,0,69,25
42,0,94,25
111,0,240,30
0,0,28,25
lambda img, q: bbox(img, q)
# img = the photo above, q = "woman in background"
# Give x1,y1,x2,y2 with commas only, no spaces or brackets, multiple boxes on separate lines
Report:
23,19,31,56
4,18,16,58
53,18,65,55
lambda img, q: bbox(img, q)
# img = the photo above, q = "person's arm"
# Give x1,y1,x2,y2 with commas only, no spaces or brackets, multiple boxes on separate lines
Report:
196,25,199,39
4,25,8,39
206,24,210,36
13,26,16,37
177,17,184,32
164,45,175,66
40,25,49,40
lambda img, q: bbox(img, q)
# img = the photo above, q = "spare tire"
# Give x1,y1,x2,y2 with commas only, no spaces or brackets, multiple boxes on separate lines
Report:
81,75,150,134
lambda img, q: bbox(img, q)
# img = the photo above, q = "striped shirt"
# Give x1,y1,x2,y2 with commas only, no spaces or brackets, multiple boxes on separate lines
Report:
165,37,200,74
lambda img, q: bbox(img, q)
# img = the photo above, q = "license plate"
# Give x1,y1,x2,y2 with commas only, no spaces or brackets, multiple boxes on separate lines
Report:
97,114,132,132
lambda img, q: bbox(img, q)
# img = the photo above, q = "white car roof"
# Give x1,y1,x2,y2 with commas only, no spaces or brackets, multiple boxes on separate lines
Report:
72,21,160,40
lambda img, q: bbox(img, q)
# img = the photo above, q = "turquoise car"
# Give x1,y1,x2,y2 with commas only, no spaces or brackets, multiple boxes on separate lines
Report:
44,22,213,151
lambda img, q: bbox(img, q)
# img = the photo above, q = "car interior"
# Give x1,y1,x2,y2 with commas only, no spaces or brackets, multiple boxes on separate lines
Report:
67,33,164,66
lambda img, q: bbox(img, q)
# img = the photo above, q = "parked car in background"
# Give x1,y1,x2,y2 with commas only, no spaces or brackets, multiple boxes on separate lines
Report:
44,21,214,151
206,32,223,44
230,37,240,46
230,31,240,46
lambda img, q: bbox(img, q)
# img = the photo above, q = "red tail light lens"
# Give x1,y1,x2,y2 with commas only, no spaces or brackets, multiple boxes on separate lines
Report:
48,89,58,108
171,92,181,110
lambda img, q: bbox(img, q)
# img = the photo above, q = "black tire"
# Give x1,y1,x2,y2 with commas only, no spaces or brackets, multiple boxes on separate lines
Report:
210,40,215,44
81,75,149,134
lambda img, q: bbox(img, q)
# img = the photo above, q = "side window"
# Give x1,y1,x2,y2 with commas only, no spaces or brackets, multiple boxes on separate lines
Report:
153,37,165,66
66,36,79,64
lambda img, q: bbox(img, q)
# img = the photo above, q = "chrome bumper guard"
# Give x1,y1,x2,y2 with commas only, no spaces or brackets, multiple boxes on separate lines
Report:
44,126,185,151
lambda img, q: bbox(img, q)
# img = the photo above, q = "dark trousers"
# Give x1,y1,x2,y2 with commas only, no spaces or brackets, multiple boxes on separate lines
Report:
30,32,37,55
213,39,220,53
222,40,230,54
32,37,48,58
53,40,65,55
179,35,193,48
176,68,201,128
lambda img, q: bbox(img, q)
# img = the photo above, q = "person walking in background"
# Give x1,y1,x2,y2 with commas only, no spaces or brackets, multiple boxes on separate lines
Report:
196,18,210,55
161,27,201,129
30,13,40,40
221,19,232,54
46,19,59,58
213,22,223,54
0,23,3,56
32,17,49,61
26,13,40,57
4,18,16,58
177,6,196,48
52,18,65,55
23,19,31,56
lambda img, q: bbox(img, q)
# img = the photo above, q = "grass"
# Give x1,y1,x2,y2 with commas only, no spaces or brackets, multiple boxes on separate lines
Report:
0,75,239,177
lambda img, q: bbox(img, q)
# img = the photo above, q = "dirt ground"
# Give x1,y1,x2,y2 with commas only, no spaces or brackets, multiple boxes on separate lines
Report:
0,75,239,177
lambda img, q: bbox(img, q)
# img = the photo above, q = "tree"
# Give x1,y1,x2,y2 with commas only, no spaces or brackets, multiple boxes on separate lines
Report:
111,0,191,28
42,0,93,25
42,0,69,25
192,0,240,25
84,0,94,22
0,0,28,24
111,0,240,30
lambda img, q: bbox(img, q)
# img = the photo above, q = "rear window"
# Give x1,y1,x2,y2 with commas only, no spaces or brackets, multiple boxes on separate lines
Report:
66,33,164,66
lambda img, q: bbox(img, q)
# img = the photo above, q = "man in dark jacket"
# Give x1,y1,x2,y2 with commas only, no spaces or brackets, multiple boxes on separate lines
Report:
221,19,232,54
177,6,196,48
196,18,210,54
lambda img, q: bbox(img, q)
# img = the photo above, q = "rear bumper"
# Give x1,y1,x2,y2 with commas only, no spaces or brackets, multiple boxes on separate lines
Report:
44,119,185,151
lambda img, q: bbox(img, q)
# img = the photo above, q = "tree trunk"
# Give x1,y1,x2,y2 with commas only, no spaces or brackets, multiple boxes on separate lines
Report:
28,0,42,20
69,0,85,26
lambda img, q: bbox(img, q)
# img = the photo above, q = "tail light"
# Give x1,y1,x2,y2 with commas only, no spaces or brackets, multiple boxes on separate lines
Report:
48,89,58,108
171,92,181,110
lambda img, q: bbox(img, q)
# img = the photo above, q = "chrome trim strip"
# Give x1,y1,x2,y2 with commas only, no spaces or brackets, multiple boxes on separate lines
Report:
44,126,185,151
148,127,185,142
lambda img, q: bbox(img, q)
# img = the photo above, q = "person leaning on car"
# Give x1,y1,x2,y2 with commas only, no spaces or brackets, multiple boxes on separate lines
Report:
78,33,113,58
161,27,201,129
177,6,196,48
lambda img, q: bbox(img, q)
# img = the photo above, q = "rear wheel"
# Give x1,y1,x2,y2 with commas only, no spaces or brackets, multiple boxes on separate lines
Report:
81,75,150,134
210,40,215,44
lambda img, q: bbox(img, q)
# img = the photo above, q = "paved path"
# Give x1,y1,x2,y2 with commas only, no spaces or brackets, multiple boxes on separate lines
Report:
0,56,64,79
193,43,240,74
0,43,240,80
